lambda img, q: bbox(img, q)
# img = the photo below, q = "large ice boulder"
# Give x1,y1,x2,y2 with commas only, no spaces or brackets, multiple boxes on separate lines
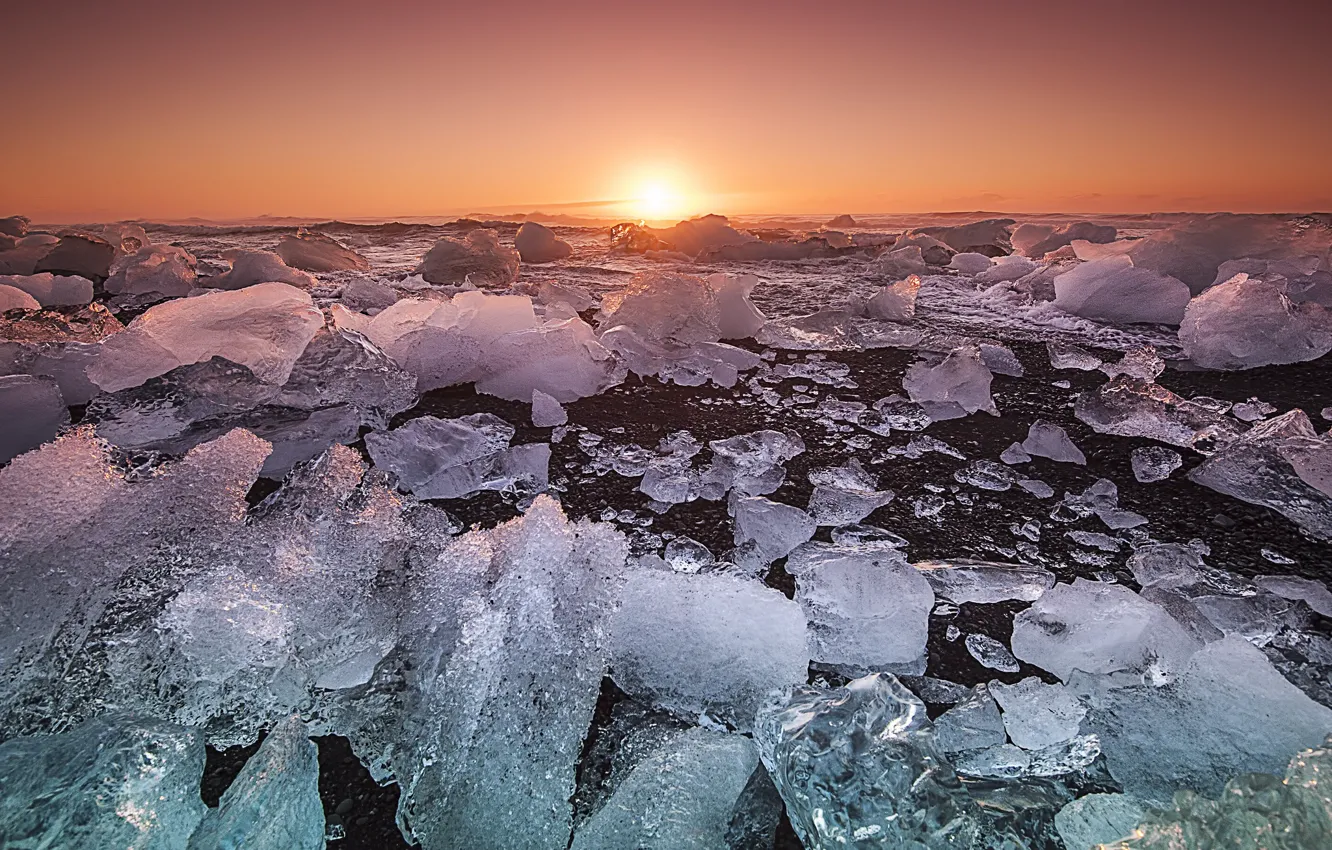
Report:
786,540,933,675
1179,273,1332,369
902,346,997,420
415,229,519,286
911,218,1015,256
89,282,324,392
1014,221,1117,258
755,674,979,849
0,215,28,237
1052,256,1191,324
0,284,39,311
706,272,767,339
0,374,68,462
654,214,757,258
276,231,370,272
599,271,722,343
204,249,318,290
610,569,810,726
0,272,93,307
0,234,58,276
871,245,929,279
365,413,548,499
866,273,921,321
104,244,197,301
34,232,116,279
337,292,619,400
513,221,573,263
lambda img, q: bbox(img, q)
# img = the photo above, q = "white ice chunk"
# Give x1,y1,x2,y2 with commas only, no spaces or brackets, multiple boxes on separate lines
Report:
206,249,317,290
105,244,197,301
948,252,993,274
965,633,1020,672
1254,574,1332,618
913,560,1055,604
1130,446,1182,482
514,222,573,263
611,569,809,726
989,677,1086,750
415,229,519,286
1180,273,1332,370
902,346,997,420
365,413,548,499
531,388,568,427
1053,256,1191,324
871,245,928,279
0,272,93,307
866,273,922,321
1047,341,1102,371
805,458,895,525
1054,794,1145,850
1021,419,1086,464
276,231,369,272
932,685,1008,754
731,495,817,569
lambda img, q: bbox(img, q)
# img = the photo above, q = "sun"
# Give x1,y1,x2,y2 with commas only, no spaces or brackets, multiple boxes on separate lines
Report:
633,181,686,221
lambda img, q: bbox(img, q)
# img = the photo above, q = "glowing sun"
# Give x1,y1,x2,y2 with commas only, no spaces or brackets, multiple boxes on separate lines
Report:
633,181,687,220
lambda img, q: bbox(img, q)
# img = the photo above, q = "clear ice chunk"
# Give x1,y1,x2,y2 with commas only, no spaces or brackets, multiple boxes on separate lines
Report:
965,633,1020,672
805,458,895,525
1021,419,1086,465
1052,256,1191,325
1130,445,1182,482
903,346,997,420
989,677,1086,751
366,413,548,500
0,373,67,462
1054,793,1145,850
913,559,1055,604
1180,273,1332,370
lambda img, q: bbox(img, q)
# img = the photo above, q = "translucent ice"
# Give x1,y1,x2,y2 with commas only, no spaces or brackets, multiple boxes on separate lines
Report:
731,495,817,569
866,273,922,321
0,271,94,307
1180,273,1332,370
1016,221,1117,259
903,346,997,420
531,387,568,427
1021,419,1086,464
366,413,549,500
1254,574,1332,618
415,228,520,286
932,685,1007,754
34,232,115,280
706,272,768,339
0,714,207,849
786,540,933,675
1076,376,1242,448
755,674,979,849
205,249,318,290
611,569,809,726
89,282,324,391
871,245,929,279
1130,445,1183,482
276,230,370,272
949,252,993,274
1053,794,1144,850
0,283,39,311
965,633,1020,672
1053,256,1191,324
0,374,68,462
514,221,573,263
913,560,1055,604
187,716,324,850
704,429,805,498
805,458,895,525
599,271,723,344
989,677,1086,751
104,244,197,301
1047,341,1102,371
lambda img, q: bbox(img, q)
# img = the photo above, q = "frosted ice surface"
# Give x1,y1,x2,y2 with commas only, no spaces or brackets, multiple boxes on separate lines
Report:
1021,419,1086,465
1000,442,1031,464
105,244,197,301
705,429,804,498
1047,341,1102,371
1100,346,1166,382
600,271,723,344
1011,579,1203,681
948,252,993,273
1130,445,1182,482
731,495,816,569
955,459,1017,491
932,685,1007,754
1254,574,1332,618
611,569,809,726
663,536,715,573
965,633,1020,672
477,315,623,401
570,728,766,850
415,229,519,286
1181,273,1332,369
188,717,324,850
903,346,997,420
0,714,206,849
1232,397,1277,422
978,342,1024,377
277,231,370,272
0,373,67,462
1016,222,1117,259
1053,794,1144,850
831,523,909,549
871,245,928,279
0,272,93,307
786,540,932,675
872,393,932,431
397,496,627,849
534,279,596,313
706,272,767,339
366,413,548,500
205,248,317,290
975,255,1038,284
755,674,979,849
1076,376,1241,448
1052,256,1191,324
601,325,758,389
913,560,1055,604
89,282,323,391
1189,409,1332,539
989,677,1086,751
515,221,574,263
805,458,894,525
531,388,568,427
0,283,40,310
866,273,921,321
1085,636,1332,804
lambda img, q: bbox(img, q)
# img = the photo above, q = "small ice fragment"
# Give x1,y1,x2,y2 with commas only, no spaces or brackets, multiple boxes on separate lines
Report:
805,458,894,525
913,560,1054,604
902,346,997,420
830,523,908,549
531,388,568,427
954,460,1016,491
1047,341,1102,371
1021,419,1087,465
663,536,715,574
965,633,1020,672
731,495,817,569
1260,548,1295,565
865,273,921,321
989,677,1086,750
1019,479,1055,498
1232,397,1277,422
1000,442,1032,464
1130,446,1183,482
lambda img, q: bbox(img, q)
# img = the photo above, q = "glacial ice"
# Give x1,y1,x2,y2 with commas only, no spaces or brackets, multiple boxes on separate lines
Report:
600,271,724,344
341,277,399,311
785,540,932,675
902,346,997,420
975,255,1038,285
365,413,549,499
514,221,574,263
415,228,520,286
0,373,68,462
989,678,1086,751
570,728,769,850
1021,419,1086,464
865,273,922,321
1130,445,1183,482
1053,794,1144,850
705,429,805,498
205,249,318,290
1254,574,1332,618
0,272,94,307
1100,345,1165,382
912,218,1015,256
1052,256,1191,324
932,684,1007,754
913,560,1055,604
0,714,207,849
104,243,198,302
1180,273,1332,369
964,633,1020,673
276,230,370,272
34,232,116,280
706,272,767,339
755,674,979,849
731,495,817,569
89,282,324,391
949,252,992,273
187,716,324,850
1014,221,1117,259
1047,341,1102,371
0,283,39,311
1076,376,1242,448
531,387,569,427
871,245,929,279
805,458,895,524
610,569,809,726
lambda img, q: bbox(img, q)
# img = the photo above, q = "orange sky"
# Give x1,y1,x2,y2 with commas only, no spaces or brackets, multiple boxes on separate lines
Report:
3,0,1330,222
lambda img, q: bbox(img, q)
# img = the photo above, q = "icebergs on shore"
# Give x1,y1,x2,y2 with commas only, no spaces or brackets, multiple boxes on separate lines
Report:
89,282,324,392
909,218,1015,256
872,246,929,279
1053,256,1191,325
514,221,573,263
1180,273,1332,369
1014,221,1117,259
276,231,369,273
600,272,723,344
0,272,93,307
204,249,317,290
366,413,549,499
903,346,997,420
104,244,197,301
806,458,894,525
34,232,116,280
415,228,520,286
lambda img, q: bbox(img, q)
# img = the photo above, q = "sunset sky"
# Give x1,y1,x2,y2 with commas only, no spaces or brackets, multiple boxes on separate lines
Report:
4,0,1330,222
